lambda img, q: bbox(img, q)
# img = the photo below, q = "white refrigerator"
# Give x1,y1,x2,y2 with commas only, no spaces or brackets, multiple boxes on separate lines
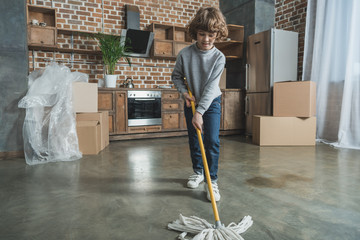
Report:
245,28,299,135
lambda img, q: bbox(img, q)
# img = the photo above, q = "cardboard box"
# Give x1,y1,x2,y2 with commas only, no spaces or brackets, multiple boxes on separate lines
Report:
252,115,316,146
72,82,98,113
273,81,316,117
76,111,109,150
76,120,101,155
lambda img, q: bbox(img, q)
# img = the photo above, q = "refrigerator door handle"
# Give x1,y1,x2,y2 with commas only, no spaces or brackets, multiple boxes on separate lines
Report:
245,95,249,116
245,63,249,91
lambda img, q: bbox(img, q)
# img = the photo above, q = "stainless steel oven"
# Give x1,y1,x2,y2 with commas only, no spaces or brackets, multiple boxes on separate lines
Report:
127,90,162,127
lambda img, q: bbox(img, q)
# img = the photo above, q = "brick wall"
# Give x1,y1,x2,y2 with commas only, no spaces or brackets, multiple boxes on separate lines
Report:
275,0,308,81
28,0,219,88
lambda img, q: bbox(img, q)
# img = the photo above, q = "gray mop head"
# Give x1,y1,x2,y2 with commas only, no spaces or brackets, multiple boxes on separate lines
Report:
168,214,253,240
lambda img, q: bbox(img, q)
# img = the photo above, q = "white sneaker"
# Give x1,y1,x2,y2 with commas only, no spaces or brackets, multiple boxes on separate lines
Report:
187,174,204,189
204,182,221,202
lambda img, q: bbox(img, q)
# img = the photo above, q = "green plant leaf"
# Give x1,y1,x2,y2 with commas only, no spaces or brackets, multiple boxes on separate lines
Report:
89,32,132,75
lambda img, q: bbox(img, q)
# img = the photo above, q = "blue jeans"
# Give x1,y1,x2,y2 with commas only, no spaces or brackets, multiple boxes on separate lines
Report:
184,96,221,182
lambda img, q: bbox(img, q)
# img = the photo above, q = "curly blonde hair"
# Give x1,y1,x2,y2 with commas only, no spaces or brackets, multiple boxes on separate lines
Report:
187,7,228,41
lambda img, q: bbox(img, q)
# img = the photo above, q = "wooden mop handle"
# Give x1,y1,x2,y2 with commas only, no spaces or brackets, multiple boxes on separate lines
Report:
185,79,220,224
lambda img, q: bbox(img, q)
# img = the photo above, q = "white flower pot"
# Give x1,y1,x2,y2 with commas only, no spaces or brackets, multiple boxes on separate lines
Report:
105,74,117,88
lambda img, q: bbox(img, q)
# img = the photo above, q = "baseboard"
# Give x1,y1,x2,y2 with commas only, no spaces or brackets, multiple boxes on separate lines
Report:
0,151,24,160
220,129,245,136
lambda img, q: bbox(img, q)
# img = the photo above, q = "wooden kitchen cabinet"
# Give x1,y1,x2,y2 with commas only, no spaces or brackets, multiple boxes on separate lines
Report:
161,90,186,130
98,91,115,133
98,90,127,135
149,23,192,59
98,89,244,141
115,91,127,133
220,89,245,135
98,89,187,141
27,5,57,47
215,24,244,60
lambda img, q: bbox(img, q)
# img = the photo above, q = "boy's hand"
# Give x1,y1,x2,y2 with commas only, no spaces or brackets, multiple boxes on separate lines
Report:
192,111,203,133
182,92,203,132
183,92,195,108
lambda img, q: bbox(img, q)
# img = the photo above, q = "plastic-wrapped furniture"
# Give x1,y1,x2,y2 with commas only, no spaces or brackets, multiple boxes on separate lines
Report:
18,63,87,165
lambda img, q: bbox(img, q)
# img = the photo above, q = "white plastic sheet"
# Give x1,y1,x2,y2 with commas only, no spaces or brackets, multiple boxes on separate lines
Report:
303,0,360,149
18,63,88,165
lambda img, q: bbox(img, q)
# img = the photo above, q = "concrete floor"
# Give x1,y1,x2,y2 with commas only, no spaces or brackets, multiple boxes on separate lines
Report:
0,135,359,240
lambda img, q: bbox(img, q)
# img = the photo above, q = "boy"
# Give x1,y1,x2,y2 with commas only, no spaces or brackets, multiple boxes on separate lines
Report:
171,7,228,201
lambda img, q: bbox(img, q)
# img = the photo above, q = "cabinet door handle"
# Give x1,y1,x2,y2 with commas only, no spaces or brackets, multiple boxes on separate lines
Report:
245,96,249,116
245,64,250,91
135,98,156,101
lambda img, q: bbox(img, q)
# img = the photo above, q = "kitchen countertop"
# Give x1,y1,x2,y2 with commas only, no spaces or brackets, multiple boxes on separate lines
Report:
97,87,177,91
98,88,244,91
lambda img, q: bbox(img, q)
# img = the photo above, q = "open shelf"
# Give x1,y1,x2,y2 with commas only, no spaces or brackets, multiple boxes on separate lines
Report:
28,44,101,55
28,28,107,54
27,5,57,47
215,24,244,59
227,24,245,41
149,23,192,59
27,14,244,61
27,5,56,27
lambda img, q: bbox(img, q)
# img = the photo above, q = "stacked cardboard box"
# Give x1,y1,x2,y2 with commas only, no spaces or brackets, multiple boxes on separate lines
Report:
72,82,109,155
253,81,316,146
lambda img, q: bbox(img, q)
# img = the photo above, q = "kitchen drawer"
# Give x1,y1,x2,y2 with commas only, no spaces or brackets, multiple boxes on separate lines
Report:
28,26,57,46
162,113,181,130
154,40,173,57
128,125,162,133
163,103,180,111
162,92,180,100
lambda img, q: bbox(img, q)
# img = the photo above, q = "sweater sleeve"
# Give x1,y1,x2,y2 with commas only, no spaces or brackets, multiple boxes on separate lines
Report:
196,57,225,115
171,54,188,95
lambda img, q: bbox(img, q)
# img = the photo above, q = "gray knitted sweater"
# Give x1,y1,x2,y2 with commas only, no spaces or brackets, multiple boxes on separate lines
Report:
171,43,225,115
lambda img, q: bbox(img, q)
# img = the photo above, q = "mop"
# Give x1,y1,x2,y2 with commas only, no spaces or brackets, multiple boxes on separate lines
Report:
168,80,253,240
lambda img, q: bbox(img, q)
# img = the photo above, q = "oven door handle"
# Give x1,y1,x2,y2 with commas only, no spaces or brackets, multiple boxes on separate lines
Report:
134,98,157,101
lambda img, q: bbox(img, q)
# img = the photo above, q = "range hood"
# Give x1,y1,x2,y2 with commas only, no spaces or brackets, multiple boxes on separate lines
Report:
121,5,154,58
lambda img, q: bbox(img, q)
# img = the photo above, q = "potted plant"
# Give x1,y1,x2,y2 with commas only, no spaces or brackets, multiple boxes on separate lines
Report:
90,32,132,88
